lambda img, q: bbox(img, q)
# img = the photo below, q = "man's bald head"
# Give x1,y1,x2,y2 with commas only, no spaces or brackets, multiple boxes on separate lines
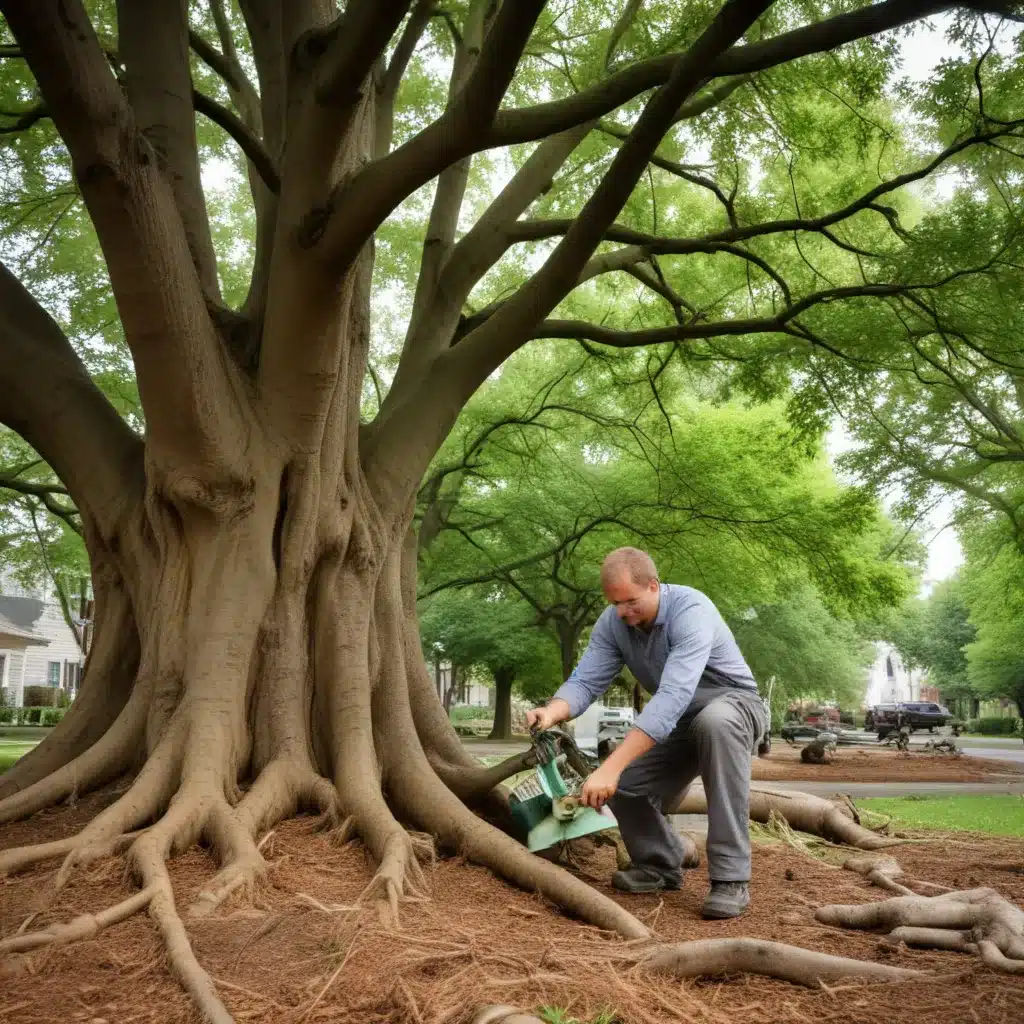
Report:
601,547,658,587
600,548,661,627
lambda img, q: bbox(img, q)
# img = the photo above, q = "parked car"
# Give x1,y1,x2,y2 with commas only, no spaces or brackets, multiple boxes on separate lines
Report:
781,721,844,743
864,704,897,730
871,701,951,738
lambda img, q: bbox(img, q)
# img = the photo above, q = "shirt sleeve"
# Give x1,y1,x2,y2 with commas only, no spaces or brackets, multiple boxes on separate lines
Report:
550,613,624,718
632,595,715,743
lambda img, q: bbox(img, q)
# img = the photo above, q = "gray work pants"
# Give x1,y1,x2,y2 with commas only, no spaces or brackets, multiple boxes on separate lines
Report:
607,685,767,882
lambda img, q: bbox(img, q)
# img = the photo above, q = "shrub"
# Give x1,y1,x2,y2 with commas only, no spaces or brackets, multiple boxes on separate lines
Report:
23,685,58,708
0,706,15,724
967,716,1021,736
20,706,42,725
40,707,66,727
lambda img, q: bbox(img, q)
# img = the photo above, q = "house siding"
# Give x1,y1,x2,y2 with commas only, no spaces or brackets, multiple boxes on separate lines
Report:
0,595,83,706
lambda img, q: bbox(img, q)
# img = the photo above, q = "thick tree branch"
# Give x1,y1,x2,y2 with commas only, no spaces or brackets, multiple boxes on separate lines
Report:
531,270,1001,347
317,0,548,272
377,0,436,156
367,0,777,511
485,0,956,146
0,264,142,541
192,89,281,193
3,0,250,482
118,0,221,304
188,14,262,131
313,1,412,108
404,0,496,356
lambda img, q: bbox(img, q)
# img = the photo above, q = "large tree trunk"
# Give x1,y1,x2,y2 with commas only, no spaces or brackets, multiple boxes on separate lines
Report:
489,665,516,740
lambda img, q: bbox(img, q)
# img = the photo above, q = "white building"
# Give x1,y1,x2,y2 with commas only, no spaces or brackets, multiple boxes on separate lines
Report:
0,591,85,706
864,641,926,706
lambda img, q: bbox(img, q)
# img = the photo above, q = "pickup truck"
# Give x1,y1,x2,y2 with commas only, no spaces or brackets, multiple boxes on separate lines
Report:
869,701,951,738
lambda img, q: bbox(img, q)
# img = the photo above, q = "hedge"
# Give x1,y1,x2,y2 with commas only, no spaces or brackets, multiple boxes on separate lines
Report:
23,685,59,708
966,716,1022,736
0,706,67,726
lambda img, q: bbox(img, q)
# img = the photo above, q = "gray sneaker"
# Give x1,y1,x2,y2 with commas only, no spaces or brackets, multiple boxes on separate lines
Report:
611,865,683,893
702,881,750,919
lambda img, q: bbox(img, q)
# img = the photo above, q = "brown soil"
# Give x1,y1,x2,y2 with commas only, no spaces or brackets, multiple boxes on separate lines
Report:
2,787,1024,1024
752,745,1024,783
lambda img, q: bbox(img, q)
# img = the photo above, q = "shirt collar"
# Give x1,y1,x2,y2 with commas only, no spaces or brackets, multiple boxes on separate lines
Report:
652,584,669,628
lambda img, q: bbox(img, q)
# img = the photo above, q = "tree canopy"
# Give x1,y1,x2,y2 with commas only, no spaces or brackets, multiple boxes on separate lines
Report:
2,1,1024,1018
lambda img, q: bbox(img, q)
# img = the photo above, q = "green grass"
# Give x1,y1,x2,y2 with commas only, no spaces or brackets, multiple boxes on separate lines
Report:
0,725,53,741
0,740,36,773
858,795,1024,837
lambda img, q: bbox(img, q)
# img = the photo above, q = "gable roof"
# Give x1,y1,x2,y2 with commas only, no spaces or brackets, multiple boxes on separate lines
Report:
0,595,46,631
0,608,48,644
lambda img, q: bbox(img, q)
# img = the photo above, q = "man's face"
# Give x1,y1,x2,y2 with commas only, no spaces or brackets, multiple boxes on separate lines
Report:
603,571,660,627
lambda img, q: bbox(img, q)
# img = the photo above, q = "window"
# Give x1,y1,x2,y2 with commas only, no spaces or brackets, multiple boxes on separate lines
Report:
885,655,894,679
47,661,61,686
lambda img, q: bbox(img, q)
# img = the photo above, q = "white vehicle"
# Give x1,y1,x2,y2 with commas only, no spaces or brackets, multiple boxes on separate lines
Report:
573,703,635,756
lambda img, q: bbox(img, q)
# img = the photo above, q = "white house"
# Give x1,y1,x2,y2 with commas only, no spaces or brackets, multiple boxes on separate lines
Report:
0,591,85,707
864,641,926,706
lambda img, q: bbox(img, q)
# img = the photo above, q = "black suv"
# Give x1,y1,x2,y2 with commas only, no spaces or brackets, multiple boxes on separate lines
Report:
871,701,951,738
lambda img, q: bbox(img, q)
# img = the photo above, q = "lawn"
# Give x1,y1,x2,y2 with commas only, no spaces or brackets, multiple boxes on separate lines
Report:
859,794,1024,836
0,739,36,773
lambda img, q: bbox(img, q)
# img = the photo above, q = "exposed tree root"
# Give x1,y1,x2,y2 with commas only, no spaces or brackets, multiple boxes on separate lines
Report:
0,884,157,954
472,933,926,1023
0,581,139,802
0,673,153,827
817,887,1024,974
642,936,925,985
135,848,234,1024
0,829,143,877
670,782,902,850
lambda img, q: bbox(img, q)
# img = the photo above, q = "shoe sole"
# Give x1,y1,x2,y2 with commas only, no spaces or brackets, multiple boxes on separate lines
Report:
612,878,682,894
701,903,748,919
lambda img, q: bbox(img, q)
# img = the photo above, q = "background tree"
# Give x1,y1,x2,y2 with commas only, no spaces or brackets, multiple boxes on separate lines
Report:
422,362,916,675
0,0,1022,1017
885,580,978,714
731,588,875,728
961,522,1024,729
418,586,562,738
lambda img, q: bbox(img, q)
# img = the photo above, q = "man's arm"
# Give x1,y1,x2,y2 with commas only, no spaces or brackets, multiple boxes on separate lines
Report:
548,613,624,718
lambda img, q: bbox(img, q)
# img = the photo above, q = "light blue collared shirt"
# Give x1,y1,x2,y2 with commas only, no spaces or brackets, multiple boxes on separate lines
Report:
551,584,758,744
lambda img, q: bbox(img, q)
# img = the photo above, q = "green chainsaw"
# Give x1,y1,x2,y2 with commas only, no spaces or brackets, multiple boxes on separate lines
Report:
508,726,618,853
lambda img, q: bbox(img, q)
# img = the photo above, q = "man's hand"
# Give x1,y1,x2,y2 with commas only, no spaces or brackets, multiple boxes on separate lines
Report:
580,762,621,809
525,699,570,733
580,726,656,810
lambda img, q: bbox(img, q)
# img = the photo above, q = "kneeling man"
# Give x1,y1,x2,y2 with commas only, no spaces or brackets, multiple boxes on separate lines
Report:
526,547,767,919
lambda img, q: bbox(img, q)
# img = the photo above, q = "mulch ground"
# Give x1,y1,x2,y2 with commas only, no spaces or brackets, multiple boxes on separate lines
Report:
2,786,1024,1024
751,745,1024,783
